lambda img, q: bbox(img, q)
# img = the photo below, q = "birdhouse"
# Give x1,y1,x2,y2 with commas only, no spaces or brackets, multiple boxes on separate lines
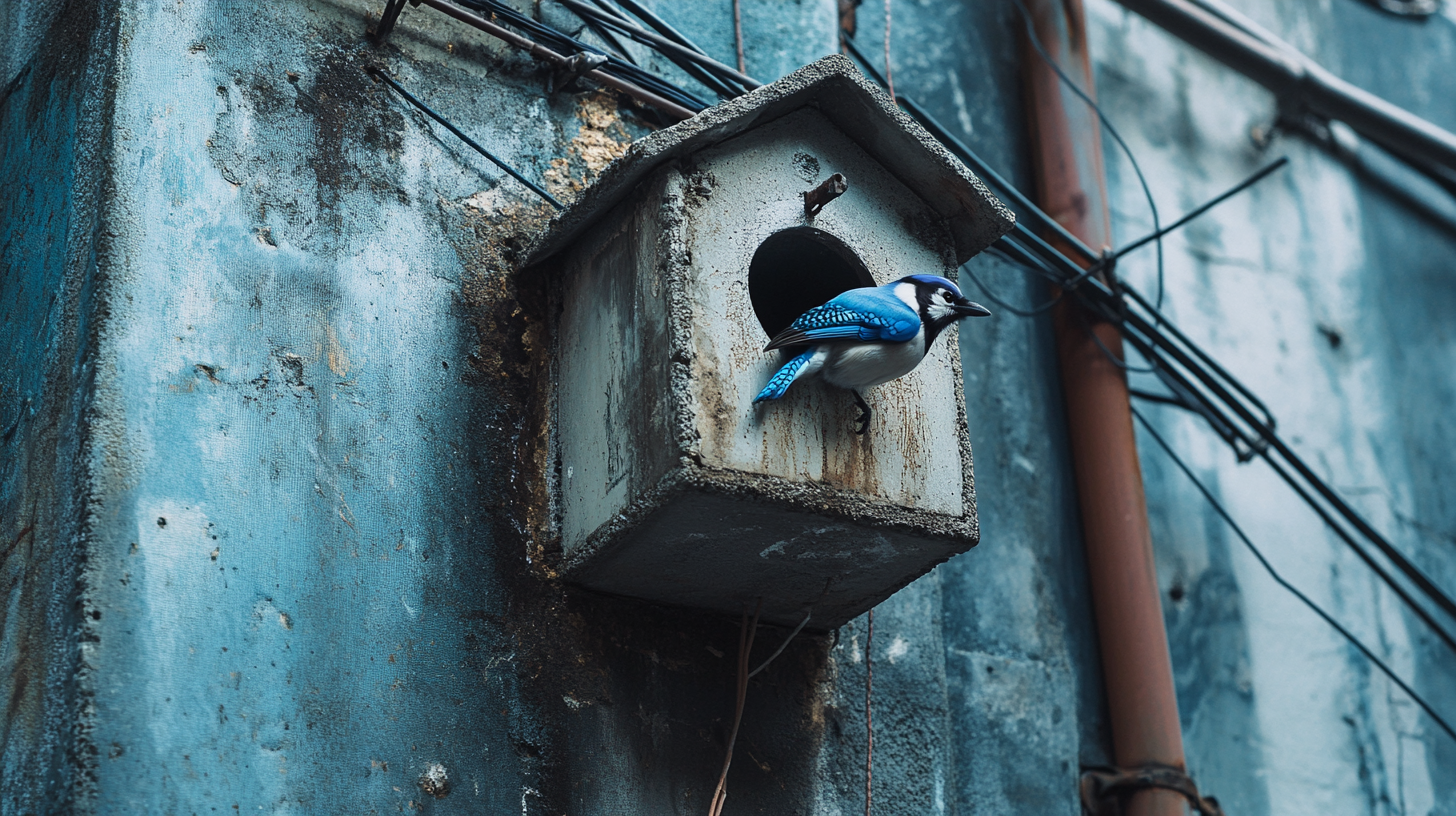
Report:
522,55,1014,629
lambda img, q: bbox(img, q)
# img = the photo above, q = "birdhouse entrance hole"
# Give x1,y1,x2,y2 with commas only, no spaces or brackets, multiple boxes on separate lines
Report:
748,227,874,342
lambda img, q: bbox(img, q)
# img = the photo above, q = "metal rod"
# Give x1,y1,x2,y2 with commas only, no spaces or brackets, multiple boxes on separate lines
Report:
1019,3,1189,815
366,66,565,209
1111,0,1456,175
414,0,698,121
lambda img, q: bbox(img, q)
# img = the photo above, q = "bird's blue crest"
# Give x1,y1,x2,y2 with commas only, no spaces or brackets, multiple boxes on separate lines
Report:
901,274,964,299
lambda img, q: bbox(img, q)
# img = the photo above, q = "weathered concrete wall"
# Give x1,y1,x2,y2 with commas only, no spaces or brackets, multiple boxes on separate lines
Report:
1086,0,1456,813
2,0,1109,813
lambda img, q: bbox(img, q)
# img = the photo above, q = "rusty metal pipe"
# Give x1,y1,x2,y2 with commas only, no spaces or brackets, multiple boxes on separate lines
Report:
414,0,698,122
1017,2,1189,815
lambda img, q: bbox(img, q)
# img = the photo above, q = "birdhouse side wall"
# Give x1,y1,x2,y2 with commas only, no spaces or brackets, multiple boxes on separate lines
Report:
679,108,972,521
553,172,683,557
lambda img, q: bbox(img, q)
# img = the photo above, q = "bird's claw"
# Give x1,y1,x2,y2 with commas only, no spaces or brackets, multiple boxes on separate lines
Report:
852,391,872,436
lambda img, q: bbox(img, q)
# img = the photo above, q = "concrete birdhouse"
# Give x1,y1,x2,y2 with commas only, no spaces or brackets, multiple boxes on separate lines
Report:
523,55,1014,629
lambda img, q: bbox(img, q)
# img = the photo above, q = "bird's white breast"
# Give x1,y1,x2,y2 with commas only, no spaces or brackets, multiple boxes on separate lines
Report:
819,328,927,390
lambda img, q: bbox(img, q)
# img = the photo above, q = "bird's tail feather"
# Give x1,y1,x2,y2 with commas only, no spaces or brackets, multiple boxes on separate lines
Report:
754,349,816,402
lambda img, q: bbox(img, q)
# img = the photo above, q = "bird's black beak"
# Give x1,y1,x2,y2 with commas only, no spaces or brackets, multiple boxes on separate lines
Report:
952,299,992,318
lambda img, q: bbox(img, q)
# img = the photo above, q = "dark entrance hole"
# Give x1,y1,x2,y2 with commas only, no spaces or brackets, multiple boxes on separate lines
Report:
748,228,874,343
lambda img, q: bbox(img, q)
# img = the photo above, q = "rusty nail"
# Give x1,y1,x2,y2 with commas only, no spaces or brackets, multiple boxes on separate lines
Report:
803,172,848,217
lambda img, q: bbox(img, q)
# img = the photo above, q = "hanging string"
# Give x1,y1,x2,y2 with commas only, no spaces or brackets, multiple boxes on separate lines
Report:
864,608,875,816
707,600,761,816
732,0,746,74
882,0,894,100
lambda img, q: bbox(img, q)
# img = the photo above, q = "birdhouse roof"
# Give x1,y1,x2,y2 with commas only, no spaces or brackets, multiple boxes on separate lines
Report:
524,54,1015,267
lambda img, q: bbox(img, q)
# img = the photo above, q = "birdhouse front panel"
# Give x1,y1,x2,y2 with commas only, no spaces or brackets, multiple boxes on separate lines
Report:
681,108,971,519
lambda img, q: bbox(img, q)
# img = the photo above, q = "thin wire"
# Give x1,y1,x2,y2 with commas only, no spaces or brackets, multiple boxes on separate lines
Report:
1129,388,1189,408
864,608,875,816
1132,407,1456,745
963,261,1061,317
883,0,894,100
708,600,762,816
366,66,564,209
732,0,746,74
1115,158,1290,260
1081,308,1159,373
987,152,1286,316
747,611,812,679
1008,0,1166,311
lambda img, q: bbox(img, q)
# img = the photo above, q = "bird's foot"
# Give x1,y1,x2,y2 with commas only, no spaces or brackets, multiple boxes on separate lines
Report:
852,391,872,436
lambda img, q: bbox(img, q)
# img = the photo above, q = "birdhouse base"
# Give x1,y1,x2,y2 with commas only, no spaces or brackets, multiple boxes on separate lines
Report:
561,465,974,629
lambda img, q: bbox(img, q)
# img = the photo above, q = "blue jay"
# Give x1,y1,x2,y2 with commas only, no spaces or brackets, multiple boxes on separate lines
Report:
753,274,991,434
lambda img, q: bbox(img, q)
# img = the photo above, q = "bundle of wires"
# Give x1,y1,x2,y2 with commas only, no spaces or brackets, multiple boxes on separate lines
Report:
453,0,715,114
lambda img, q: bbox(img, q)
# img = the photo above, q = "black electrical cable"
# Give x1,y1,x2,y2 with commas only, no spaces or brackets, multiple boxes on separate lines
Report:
576,4,637,64
586,1,746,100
1132,406,1456,746
611,0,718,60
1112,289,1456,631
981,158,1456,640
1108,308,1456,654
456,0,712,111
597,0,751,99
553,0,761,91
366,66,565,209
1119,283,1276,430
1107,311,1456,651
1008,0,1168,313
1079,307,1159,373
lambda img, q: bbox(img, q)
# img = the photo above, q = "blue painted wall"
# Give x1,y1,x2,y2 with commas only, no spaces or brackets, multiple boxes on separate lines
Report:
4,0,1451,813
1087,1,1456,812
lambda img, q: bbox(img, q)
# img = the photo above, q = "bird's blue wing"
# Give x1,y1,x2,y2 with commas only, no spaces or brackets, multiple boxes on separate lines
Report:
764,287,918,350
